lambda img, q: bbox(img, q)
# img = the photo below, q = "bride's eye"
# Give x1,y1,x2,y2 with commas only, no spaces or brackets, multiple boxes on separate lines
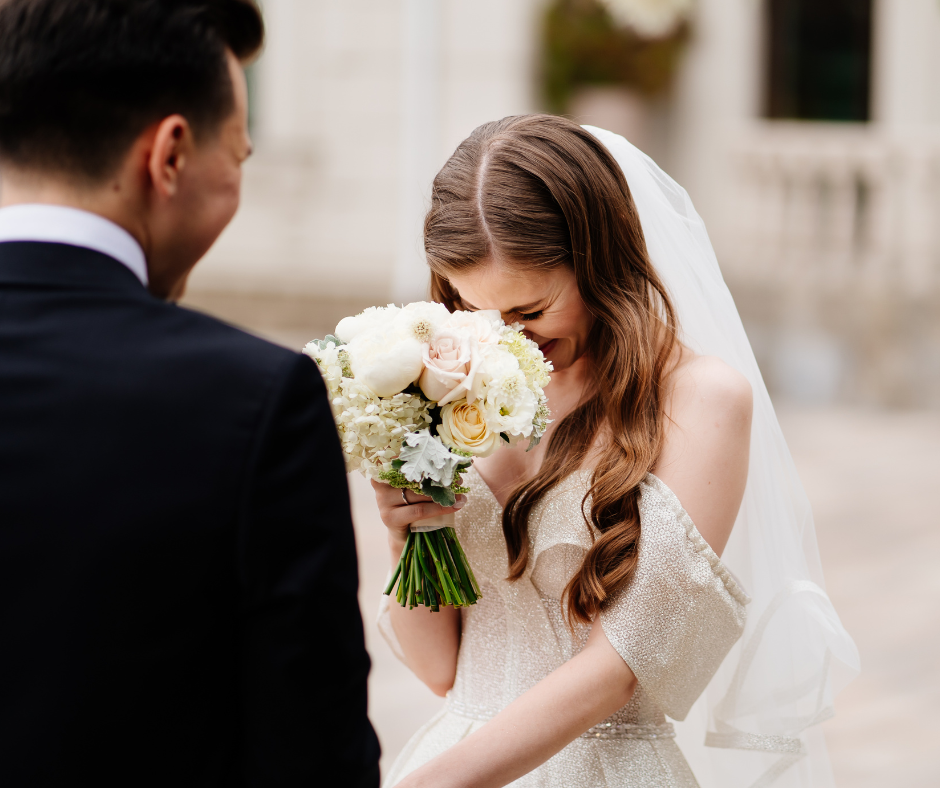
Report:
520,310,543,321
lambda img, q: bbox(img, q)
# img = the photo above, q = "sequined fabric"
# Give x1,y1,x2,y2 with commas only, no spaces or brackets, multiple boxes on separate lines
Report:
378,467,749,787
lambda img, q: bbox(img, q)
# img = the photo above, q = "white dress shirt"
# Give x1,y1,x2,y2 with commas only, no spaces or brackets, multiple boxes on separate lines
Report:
0,203,148,286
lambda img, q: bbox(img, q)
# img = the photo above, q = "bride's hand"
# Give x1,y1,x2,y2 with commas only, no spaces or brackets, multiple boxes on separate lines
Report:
370,481,467,547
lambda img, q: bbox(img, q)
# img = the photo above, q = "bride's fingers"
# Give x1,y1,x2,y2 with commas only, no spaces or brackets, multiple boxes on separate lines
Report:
383,495,468,528
400,489,429,505
370,480,468,532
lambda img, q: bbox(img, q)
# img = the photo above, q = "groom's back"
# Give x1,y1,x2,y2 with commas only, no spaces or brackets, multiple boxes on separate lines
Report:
0,242,379,786
0,243,275,778
0,2,379,783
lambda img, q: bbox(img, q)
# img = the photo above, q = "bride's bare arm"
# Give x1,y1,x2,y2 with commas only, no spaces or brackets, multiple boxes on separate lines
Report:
655,354,753,557
393,623,636,788
372,481,466,696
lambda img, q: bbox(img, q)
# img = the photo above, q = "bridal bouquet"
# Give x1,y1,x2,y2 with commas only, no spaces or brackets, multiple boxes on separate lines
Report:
304,302,552,611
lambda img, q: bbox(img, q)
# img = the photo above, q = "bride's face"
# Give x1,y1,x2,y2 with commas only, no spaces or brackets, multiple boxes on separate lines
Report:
447,263,594,372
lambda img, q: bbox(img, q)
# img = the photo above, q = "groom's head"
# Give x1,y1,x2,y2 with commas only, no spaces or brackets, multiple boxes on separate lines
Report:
0,0,264,299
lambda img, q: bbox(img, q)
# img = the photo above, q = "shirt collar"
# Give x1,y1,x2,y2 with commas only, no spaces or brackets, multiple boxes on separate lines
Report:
0,204,148,287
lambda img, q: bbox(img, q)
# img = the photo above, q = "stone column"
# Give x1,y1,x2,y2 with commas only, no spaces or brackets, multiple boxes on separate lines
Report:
392,0,443,304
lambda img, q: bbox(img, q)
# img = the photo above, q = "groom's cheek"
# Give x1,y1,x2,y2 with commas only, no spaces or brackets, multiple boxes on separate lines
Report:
188,155,243,259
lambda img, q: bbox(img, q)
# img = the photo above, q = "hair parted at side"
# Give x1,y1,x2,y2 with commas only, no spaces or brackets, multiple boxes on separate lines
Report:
425,114,679,627
0,0,264,181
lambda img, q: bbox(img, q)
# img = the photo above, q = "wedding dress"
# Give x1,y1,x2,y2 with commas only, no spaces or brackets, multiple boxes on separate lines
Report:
379,465,750,787
378,126,858,788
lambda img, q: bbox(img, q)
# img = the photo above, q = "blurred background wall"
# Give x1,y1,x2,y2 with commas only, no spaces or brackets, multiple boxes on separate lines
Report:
187,0,940,408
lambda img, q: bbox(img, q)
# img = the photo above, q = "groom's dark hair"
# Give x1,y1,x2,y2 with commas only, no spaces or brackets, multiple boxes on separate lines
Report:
0,0,263,182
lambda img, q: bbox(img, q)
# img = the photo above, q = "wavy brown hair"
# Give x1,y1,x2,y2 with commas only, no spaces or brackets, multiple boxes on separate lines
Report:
425,114,679,627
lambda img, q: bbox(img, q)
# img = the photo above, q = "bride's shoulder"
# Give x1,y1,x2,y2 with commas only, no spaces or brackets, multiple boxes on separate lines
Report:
654,350,753,556
666,352,753,418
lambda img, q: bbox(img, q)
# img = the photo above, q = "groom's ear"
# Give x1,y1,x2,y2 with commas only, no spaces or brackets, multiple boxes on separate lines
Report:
147,115,193,198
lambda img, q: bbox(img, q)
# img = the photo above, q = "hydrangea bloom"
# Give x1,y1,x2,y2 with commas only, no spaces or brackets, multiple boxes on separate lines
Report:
303,337,432,478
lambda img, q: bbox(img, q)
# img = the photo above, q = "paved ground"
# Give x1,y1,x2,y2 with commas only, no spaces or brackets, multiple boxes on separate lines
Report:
195,313,940,787
775,407,940,788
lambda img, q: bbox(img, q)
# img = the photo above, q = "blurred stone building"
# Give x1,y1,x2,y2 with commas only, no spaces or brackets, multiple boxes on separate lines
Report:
189,0,940,407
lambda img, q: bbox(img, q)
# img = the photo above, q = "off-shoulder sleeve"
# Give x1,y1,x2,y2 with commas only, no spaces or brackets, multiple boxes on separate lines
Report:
599,474,750,721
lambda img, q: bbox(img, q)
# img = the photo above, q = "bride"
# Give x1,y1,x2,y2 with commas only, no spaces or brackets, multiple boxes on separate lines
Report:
373,115,858,788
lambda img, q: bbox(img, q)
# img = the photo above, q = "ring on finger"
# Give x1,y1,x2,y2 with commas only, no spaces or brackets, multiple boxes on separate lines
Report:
400,489,409,506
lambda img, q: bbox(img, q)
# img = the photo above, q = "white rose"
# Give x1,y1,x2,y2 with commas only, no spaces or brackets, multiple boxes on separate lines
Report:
335,304,401,343
438,400,500,457
484,371,537,437
471,342,520,402
344,324,424,397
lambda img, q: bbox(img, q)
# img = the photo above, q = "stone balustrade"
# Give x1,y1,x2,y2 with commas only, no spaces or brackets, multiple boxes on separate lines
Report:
728,122,940,295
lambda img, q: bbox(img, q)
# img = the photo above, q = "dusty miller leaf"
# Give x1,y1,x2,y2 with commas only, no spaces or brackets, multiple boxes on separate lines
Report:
398,429,462,486
312,334,344,350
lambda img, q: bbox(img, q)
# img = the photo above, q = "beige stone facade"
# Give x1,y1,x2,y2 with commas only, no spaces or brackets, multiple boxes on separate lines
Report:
182,0,940,404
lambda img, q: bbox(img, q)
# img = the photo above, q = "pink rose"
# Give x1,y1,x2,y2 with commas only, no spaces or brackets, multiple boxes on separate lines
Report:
419,331,481,405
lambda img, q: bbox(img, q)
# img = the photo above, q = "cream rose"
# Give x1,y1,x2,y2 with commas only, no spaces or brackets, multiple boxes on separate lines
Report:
437,400,500,457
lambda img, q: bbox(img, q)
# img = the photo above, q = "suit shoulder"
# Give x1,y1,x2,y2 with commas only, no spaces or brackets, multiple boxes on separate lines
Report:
153,301,302,375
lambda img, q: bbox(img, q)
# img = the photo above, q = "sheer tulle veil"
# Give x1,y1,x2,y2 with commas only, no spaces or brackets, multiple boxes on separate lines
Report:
584,126,860,788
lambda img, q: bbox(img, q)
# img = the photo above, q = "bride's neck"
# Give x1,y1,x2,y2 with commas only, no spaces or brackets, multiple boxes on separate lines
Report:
542,351,593,421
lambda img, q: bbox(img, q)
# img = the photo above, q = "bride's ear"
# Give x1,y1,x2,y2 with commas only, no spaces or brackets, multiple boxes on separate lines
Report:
147,115,193,199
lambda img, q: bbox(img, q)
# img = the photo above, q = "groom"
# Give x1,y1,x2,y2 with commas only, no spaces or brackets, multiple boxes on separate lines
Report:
0,1,379,786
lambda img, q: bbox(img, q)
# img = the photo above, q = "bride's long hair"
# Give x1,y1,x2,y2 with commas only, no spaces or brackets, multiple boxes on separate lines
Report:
425,114,679,626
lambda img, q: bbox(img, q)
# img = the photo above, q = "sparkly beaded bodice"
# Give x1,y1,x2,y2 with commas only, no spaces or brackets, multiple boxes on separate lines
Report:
448,466,748,738
379,465,749,787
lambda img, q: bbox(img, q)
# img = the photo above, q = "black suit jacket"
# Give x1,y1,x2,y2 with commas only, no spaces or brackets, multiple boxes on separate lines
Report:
0,241,380,787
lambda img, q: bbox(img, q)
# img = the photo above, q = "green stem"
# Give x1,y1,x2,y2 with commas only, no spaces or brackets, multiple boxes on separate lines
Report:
447,536,477,605
437,530,469,606
396,543,410,606
384,531,413,597
416,534,444,601
447,527,482,598
409,539,419,609
386,526,480,611
423,531,456,606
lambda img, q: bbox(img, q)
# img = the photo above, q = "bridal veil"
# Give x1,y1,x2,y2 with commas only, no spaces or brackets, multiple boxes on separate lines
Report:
585,126,860,788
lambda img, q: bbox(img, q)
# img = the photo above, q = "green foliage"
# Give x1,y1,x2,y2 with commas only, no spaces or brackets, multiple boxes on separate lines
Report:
378,468,424,493
382,456,471,500
423,482,456,508
541,0,690,112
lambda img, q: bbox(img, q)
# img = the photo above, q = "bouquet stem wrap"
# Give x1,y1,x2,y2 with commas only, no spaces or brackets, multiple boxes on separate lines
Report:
384,514,482,611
